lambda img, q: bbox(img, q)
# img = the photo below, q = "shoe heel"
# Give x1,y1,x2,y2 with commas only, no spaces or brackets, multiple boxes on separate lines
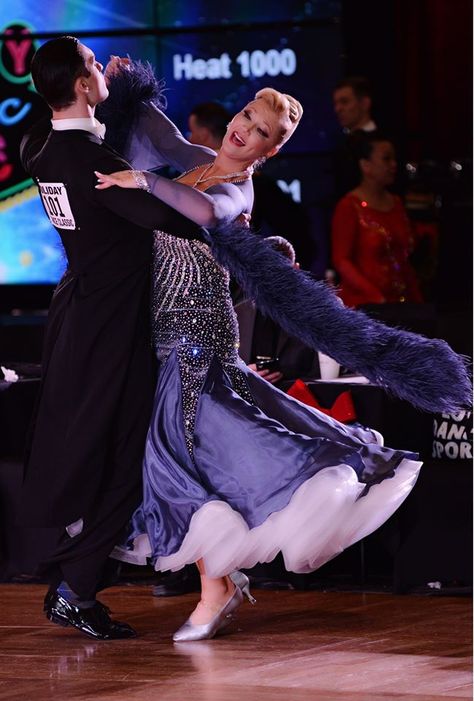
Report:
229,571,257,605
241,582,257,605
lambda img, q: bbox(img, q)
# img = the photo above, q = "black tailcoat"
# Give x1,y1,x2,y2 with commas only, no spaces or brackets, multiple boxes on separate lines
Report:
19,123,201,534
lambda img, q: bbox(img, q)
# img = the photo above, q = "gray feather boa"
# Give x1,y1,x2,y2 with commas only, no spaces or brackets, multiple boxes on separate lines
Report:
207,222,472,414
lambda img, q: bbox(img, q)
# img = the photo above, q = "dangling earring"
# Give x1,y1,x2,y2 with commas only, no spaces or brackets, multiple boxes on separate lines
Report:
254,156,267,169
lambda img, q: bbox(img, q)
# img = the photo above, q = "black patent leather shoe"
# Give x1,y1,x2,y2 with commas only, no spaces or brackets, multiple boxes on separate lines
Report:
152,567,200,597
44,590,137,640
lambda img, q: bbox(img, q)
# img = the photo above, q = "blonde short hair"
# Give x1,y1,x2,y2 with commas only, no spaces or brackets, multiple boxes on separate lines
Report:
254,87,303,145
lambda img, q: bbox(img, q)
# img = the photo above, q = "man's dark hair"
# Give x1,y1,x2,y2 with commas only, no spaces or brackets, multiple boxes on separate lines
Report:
190,102,232,142
31,36,90,110
334,75,372,100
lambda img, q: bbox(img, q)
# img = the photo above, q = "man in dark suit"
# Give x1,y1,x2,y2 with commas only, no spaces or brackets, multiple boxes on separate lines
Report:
235,298,321,386
234,236,320,388
332,76,377,201
19,36,203,639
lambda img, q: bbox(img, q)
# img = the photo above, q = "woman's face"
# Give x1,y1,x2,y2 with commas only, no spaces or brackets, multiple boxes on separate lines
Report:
221,99,288,164
363,141,397,186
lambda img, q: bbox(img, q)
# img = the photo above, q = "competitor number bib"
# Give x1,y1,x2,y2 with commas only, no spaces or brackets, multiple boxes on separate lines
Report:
38,181,76,230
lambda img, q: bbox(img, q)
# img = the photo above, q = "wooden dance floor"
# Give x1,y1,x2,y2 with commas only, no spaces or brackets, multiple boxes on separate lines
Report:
0,584,471,701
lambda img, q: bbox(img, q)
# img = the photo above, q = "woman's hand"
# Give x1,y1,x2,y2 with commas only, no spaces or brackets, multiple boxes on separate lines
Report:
237,212,251,227
95,170,137,190
104,55,131,83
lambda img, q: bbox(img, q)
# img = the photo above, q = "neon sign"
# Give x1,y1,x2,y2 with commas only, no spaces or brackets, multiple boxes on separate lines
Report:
0,22,45,200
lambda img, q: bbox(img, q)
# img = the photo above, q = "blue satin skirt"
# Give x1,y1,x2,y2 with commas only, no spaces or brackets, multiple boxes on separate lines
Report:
112,349,421,576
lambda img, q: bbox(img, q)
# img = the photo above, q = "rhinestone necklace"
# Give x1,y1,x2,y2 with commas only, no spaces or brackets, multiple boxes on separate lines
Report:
192,162,252,187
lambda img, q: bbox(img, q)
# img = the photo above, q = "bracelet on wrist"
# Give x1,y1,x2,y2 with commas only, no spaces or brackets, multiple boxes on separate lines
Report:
132,170,151,193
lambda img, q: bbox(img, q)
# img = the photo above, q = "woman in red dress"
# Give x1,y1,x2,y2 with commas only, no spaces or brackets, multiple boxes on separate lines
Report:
331,131,423,308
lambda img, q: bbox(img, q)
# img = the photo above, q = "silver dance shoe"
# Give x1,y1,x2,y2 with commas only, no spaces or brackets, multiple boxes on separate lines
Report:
173,585,244,642
229,570,257,605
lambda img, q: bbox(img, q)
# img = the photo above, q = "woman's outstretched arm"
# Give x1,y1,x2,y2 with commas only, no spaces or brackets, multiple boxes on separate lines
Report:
101,57,215,173
136,101,215,173
95,169,251,228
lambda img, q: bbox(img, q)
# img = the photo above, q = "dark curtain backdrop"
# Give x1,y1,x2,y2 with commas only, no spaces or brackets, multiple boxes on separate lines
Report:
341,0,472,162
394,0,472,161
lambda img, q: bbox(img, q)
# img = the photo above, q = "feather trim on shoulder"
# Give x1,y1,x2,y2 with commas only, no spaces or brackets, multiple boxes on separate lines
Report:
97,59,167,154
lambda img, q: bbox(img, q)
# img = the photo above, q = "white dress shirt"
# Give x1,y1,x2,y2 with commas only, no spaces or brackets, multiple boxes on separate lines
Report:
51,116,106,139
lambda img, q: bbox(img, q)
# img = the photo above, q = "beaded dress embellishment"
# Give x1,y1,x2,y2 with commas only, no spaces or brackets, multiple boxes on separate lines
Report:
152,231,253,455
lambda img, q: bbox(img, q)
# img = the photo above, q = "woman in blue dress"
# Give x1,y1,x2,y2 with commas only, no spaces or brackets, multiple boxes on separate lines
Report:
95,58,470,642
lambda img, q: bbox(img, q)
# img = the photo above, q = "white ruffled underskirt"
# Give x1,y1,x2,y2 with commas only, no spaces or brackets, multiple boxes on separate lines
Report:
111,458,422,578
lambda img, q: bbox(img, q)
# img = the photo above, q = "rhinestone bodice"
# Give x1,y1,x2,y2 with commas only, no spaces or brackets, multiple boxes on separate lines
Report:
152,231,252,453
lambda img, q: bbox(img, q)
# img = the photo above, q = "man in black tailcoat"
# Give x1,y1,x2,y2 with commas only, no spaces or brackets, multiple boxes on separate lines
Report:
19,36,203,639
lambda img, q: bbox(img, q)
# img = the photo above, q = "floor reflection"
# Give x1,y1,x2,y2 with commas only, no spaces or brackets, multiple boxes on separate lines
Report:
48,643,98,677
173,640,219,674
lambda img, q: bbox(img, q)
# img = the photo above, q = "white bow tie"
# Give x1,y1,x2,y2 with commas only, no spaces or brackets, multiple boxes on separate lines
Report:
93,120,106,140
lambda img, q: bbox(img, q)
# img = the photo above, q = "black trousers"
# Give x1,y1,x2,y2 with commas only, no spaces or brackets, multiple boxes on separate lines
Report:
24,345,155,600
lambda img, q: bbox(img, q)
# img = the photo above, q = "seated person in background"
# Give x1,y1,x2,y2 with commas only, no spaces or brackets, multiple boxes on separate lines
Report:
331,130,423,308
234,236,320,387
